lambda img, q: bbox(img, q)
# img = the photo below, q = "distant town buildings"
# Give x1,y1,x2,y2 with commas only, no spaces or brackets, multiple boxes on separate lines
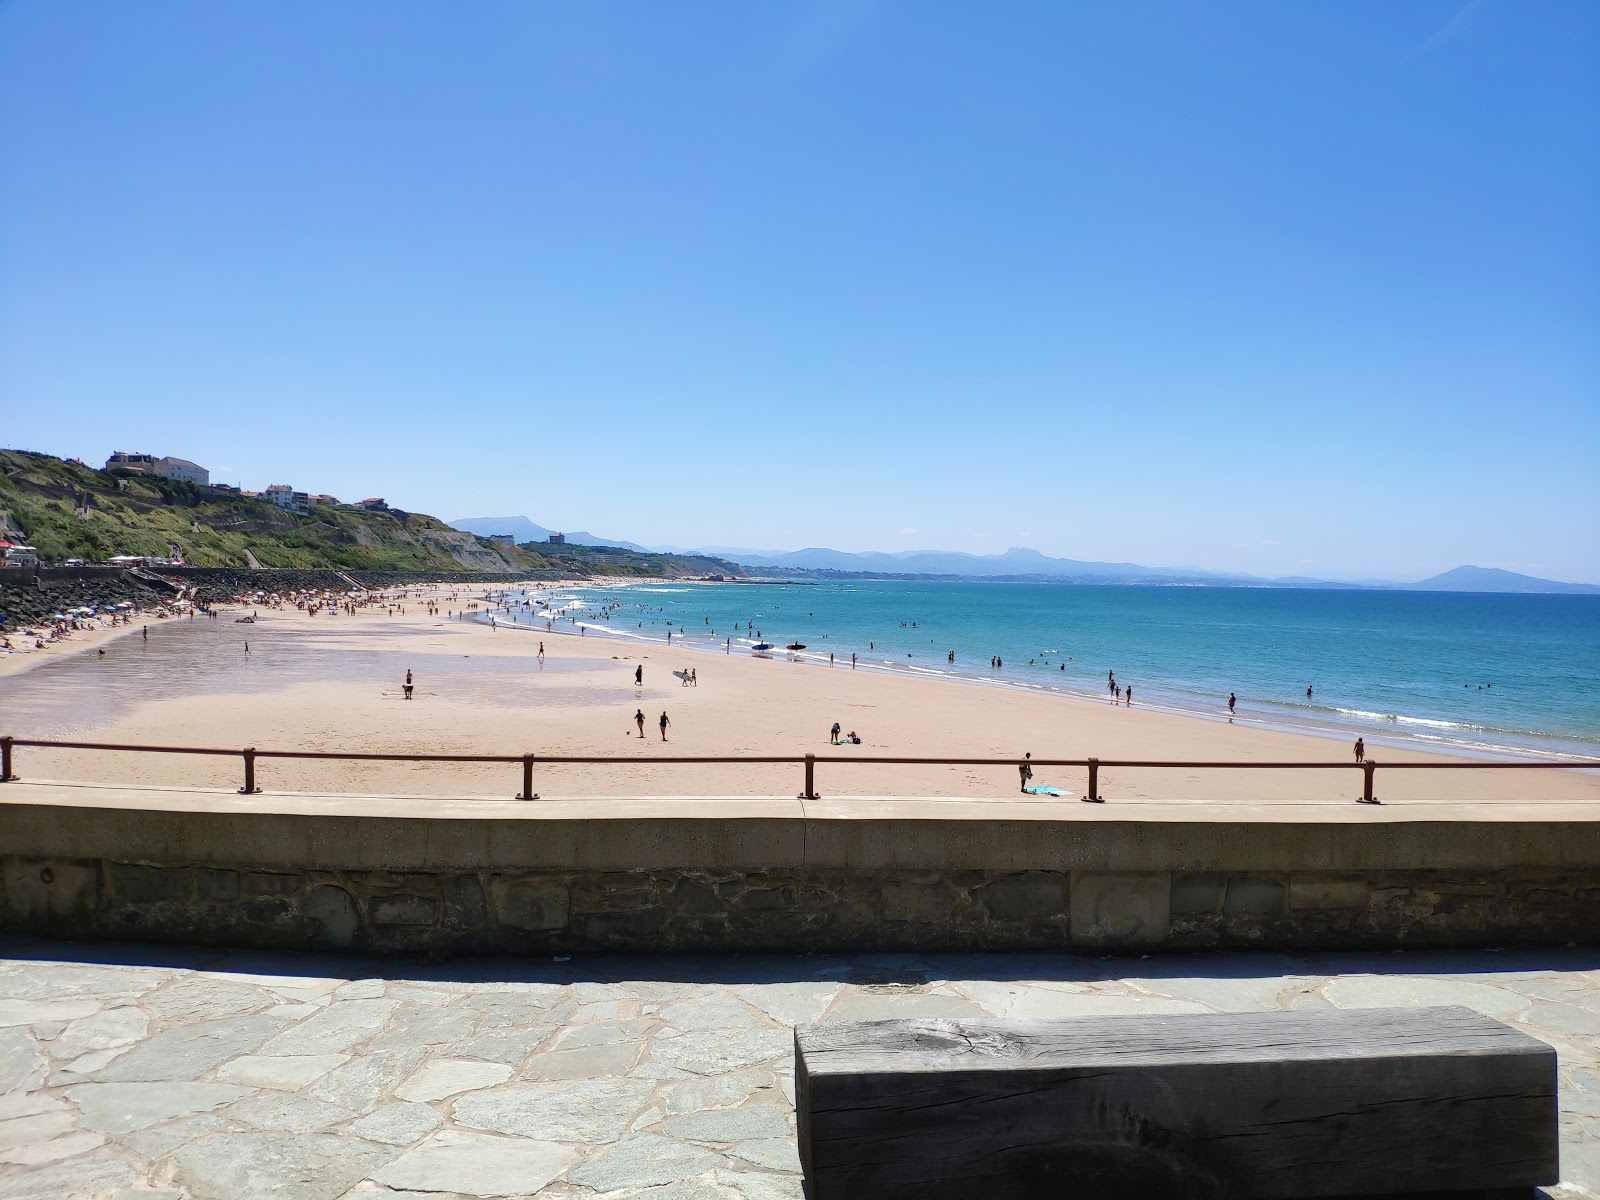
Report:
265,484,311,513
0,540,40,567
547,532,566,544
105,452,156,473
154,457,208,486
359,498,388,511
104,452,210,486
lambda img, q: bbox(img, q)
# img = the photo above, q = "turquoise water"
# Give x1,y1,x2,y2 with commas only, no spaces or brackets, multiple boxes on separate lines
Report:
498,581,1600,761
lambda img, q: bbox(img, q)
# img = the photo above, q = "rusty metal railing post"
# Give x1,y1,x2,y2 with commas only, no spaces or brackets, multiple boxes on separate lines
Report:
1,736,16,782
1359,761,1378,805
1085,757,1102,803
517,754,539,800
239,747,260,795
800,753,818,800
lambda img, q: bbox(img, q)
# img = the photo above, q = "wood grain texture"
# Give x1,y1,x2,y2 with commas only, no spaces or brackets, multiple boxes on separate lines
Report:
795,1006,1557,1199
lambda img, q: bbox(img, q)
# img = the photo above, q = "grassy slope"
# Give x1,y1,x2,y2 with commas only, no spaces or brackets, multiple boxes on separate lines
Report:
0,450,556,572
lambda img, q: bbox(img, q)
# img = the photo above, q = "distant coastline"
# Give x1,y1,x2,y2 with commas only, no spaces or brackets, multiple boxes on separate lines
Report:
451,518,1600,595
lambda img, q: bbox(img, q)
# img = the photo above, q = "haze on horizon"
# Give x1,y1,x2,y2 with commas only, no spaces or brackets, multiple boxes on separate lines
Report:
2,2,1596,584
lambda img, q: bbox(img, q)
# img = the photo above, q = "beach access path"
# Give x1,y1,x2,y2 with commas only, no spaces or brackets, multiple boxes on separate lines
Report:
3,583,1598,806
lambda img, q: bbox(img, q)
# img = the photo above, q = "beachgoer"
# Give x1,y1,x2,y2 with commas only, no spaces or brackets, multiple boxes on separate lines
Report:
830,721,841,745
829,653,834,666
1228,692,1236,714
1306,685,1313,698
1353,737,1365,763
403,668,414,700
1019,752,1033,793
635,709,646,737
658,711,670,741
635,665,643,686
1125,684,1132,706
851,653,856,669
142,626,147,641
690,669,697,686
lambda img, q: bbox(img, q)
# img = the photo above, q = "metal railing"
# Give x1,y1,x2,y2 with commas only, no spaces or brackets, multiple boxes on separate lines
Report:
3,734,1596,805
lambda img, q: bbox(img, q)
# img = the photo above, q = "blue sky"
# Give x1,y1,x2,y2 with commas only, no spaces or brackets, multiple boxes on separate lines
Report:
2,1,1596,582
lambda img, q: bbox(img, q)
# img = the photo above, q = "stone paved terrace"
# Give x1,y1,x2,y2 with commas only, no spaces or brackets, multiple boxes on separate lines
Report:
1,938,1598,1199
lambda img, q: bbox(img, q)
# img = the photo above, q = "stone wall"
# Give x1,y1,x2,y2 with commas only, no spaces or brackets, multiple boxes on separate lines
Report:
3,857,1596,956
3,788,1596,955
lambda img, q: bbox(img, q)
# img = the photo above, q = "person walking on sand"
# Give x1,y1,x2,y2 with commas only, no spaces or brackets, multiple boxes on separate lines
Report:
690,668,697,686
830,721,841,745
1228,692,1236,715
635,709,646,738
1353,737,1365,763
658,711,671,741
1019,752,1033,793
635,664,643,686
403,669,414,700
851,653,856,669
538,642,544,661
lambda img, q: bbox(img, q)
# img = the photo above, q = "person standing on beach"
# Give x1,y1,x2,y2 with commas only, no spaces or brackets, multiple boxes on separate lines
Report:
1019,752,1033,793
1125,684,1132,706
1353,737,1365,762
403,669,414,700
635,664,643,686
658,711,671,741
830,722,841,745
851,653,856,669
538,642,544,661
1228,692,1236,715
635,709,646,737
142,625,148,642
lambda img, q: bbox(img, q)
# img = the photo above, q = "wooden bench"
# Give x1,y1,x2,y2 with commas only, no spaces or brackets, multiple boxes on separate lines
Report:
795,1006,1557,1199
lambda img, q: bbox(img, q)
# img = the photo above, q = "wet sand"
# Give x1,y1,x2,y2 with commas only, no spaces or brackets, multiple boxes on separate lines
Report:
3,584,1598,805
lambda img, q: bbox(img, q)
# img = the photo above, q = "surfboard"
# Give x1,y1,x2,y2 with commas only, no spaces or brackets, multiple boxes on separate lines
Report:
1024,785,1072,797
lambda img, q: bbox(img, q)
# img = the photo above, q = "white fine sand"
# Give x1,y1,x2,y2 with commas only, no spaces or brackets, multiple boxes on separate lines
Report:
4,582,1599,808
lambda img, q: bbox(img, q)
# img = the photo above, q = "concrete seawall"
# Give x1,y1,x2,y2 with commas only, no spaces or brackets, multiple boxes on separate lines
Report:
3,782,1596,955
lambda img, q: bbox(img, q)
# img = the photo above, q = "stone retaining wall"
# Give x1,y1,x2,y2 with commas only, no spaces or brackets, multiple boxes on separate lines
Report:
4,856,1596,955
4,789,1596,954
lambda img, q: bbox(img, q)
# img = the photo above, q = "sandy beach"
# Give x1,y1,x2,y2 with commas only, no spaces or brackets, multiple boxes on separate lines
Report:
3,581,1598,806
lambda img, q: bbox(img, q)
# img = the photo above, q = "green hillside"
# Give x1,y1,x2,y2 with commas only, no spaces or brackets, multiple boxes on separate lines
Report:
0,450,554,572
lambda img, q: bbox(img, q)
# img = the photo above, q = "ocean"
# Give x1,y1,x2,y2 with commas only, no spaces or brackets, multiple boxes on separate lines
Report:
496,580,1600,762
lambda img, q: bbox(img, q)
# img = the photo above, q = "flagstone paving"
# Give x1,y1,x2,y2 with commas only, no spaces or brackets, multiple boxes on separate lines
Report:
1,938,1597,1198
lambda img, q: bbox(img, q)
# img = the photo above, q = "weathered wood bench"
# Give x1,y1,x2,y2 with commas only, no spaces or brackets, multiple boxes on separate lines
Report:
795,1006,1557,1199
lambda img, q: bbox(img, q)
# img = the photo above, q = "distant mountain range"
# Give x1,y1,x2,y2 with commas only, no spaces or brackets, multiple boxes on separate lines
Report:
1405,565,1600,595
449,517,1600,594
450,516,650,553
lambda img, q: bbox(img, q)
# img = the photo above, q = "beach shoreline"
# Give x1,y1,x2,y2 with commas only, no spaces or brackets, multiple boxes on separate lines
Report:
483,581,1600,767
3,581,1596,806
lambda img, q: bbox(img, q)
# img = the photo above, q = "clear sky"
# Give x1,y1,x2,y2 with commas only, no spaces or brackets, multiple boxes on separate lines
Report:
2,1,1596,582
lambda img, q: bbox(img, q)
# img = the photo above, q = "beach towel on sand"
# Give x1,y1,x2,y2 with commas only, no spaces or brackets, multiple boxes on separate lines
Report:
1023,785,1072,797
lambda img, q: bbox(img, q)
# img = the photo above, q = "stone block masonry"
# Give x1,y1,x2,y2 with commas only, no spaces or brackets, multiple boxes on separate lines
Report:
4,857,1598,956
1,785,1597,954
